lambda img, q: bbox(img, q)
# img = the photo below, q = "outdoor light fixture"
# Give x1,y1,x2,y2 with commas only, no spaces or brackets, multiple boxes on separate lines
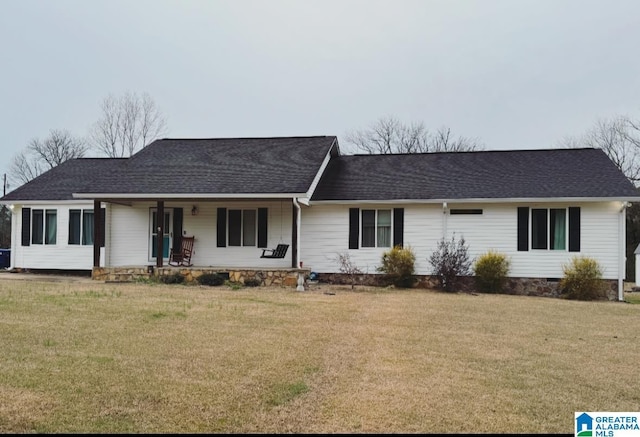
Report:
8,204,14,211
191,205,199,216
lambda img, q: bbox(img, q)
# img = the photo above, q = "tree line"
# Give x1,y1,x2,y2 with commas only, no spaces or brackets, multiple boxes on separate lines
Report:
9,91,167,187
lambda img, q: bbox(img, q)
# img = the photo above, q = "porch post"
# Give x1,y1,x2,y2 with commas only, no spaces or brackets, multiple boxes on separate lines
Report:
157,200,164,268
291,199,298,268
93,200,101,268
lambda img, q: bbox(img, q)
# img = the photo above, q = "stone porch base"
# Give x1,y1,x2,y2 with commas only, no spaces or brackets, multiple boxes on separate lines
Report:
92,266,310,288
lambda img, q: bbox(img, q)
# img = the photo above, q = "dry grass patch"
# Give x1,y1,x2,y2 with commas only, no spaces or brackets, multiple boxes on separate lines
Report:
0,279,638,433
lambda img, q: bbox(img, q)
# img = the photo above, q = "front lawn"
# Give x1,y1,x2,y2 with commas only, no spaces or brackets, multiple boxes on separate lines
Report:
0,279,638,433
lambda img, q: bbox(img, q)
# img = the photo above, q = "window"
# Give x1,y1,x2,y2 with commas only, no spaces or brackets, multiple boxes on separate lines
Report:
69,209,96,245
228,209,257,246
69,210,81,244
45,210,57,244
361,209,391,248
32,210,43,244
83,210,94,245
531,208,566,250
31,209,56,245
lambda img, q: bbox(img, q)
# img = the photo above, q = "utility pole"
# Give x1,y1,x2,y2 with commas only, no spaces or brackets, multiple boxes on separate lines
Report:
1,174,5,249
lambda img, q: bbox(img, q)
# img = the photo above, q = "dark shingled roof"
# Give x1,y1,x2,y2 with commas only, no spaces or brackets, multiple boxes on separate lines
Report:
78,136,337,195
1,136,337,201
3,143,638,203
311,148,640,201
1,158,126,201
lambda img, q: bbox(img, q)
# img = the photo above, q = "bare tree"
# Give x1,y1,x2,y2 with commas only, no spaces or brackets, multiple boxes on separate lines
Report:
90,91,167,158
345,116,484,154
333,252,362,289
559,115,640,184
561,115,640,282
10,129,87,186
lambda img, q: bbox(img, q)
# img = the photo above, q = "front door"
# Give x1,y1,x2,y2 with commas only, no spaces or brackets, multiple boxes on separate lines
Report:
149,209,172,261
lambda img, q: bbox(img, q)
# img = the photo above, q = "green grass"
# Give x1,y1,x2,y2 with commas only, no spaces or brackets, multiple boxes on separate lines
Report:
266,381,310,406
0,279,639,433
624,292,640,304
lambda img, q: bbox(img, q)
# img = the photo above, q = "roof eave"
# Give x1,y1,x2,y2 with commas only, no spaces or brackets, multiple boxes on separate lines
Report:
309,196,640,205
72,192,308,200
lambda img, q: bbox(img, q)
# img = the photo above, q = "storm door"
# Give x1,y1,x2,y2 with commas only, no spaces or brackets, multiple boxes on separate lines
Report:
149,209,172,261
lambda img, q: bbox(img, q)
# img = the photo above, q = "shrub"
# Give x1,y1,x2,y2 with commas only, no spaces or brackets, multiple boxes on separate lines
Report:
560,256,607,300
334,252,362,290
226,281,243,290
428,235,471,292
473,251,510,293
160,272,185,284
197,273,225,286
377,245,416,288
244,278,262,287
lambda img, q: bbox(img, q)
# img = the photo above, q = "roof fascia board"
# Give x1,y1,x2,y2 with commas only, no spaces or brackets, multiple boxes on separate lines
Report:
305,138,339,200
310,196,640,205
0,199,98,205
72,192,306,200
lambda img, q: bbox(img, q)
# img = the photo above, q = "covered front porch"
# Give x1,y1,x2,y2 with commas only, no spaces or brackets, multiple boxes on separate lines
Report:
88,197,305,277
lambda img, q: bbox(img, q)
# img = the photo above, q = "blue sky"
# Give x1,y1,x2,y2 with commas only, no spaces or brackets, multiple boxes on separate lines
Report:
2,0,640,185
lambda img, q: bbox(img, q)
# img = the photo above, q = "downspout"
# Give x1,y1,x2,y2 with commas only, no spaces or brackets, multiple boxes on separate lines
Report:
619,201,628,301
293,197,301,268
293,197,305,292
8,204,16,270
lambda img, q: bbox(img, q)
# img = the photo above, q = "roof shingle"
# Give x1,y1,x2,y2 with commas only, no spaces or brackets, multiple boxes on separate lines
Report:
311,148,640,200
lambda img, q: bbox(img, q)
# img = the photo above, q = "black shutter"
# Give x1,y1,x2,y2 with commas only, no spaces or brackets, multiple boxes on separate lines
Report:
568,207,581,252
217,208,227,247
349,208,359,249
517,207,529,251
258,208,268,248
393,208,404,248
173,208,183,251
99,207,106,248
21,207,31,247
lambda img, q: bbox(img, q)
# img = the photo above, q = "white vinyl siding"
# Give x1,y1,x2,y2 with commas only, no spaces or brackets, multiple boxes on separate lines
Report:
10,203,105,270
300,202,623,280
109,201,292,268
10,200,624,281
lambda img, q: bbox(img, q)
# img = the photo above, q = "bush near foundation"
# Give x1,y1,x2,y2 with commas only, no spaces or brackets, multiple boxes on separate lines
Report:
160,272,185,284
560,256,607,300
378,245,416,288
244,278,262,287
473,251,510,293
428,235,472,292
197,273,225,286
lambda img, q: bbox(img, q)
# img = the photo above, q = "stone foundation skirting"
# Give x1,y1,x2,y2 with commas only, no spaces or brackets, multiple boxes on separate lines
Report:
316,273,619,300
92,267,310,288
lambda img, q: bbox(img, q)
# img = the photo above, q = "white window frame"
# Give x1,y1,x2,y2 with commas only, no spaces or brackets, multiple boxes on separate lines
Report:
228,209,257,247
361,209,392,248
531,208,567,251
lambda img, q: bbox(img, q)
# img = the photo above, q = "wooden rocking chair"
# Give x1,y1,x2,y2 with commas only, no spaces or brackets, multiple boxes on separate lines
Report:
169,236,195,267
260,243,289,259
